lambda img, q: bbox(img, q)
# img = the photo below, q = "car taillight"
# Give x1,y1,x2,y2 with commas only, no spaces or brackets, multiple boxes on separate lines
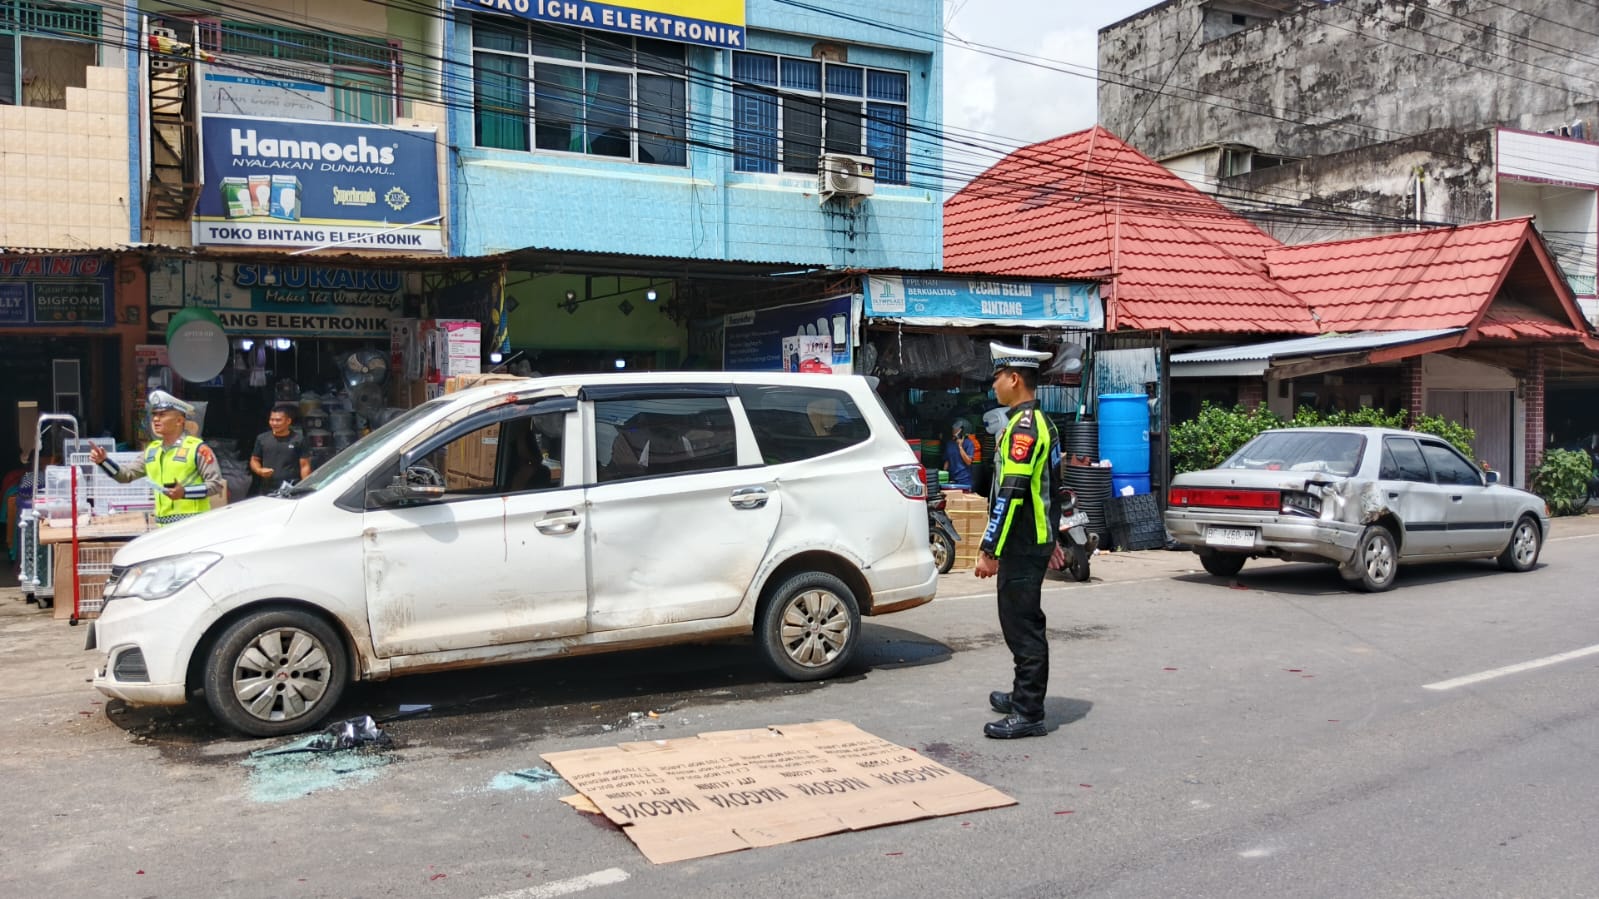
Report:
885,464,927,499
1168,487,1281,510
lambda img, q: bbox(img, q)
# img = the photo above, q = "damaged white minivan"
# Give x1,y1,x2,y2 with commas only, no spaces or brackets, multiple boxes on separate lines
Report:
88,373,938,736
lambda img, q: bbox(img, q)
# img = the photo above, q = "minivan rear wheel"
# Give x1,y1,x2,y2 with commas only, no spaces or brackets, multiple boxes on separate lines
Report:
756,572,861,681
202,608,348,737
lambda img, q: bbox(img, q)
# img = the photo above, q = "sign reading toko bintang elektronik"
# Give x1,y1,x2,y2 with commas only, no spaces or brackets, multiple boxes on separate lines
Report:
194,115,444,253
457,0,746,50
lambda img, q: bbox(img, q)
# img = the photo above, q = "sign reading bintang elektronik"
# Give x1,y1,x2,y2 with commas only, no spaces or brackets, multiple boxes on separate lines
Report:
456,0,746,50
194,115,444,253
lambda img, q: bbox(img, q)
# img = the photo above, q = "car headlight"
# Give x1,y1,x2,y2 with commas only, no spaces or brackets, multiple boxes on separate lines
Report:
107,553,221,601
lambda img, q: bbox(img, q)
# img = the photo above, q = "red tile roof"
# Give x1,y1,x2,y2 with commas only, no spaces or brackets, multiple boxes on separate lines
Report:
943,126,1318,334
1478,302,1587,341
1265,219,1539,331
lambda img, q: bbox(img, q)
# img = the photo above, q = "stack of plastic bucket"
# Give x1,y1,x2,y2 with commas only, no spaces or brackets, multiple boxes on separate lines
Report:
1098,394,1152,495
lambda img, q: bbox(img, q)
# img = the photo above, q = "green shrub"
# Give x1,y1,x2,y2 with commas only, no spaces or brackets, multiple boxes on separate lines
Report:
1529,448,1593,517
1169,402,1284,474
1169,403,1477,474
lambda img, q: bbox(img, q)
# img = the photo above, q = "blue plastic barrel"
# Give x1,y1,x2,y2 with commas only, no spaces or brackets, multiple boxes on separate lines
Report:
1098,394,1150,475
1111,472,1152,496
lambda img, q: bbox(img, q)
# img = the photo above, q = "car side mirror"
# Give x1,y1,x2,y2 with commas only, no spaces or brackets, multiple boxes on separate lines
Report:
371,470,445,506
1484,470,1500,485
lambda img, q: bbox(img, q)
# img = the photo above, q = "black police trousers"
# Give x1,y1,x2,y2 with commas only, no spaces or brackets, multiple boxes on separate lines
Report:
997,550,1050,720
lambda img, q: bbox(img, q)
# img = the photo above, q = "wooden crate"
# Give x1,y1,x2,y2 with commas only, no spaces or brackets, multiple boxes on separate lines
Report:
945,491,989,571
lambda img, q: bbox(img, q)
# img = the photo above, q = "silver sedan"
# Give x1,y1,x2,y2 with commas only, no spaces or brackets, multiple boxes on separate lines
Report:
1164,427,1550,591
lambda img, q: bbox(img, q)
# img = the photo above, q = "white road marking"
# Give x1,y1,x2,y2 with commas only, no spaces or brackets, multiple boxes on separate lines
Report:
1423,644,1599,691
479,868,630,899
1237,847,1275,859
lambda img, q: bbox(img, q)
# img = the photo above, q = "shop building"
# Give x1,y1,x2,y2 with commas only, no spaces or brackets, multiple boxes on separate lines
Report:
945,125,1599,490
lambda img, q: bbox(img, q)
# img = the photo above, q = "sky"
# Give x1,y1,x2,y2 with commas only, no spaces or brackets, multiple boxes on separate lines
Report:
941,0,1158,189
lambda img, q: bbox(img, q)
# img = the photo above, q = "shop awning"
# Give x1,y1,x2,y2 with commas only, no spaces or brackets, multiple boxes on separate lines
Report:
1171,329,1467,378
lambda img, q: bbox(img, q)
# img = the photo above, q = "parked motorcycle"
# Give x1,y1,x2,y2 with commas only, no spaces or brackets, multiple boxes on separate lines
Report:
1048,487,1096,582
926,476,959,574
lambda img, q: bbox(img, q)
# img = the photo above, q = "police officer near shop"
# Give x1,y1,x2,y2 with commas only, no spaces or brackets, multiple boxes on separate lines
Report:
88,390,224,527
974,342,1062,739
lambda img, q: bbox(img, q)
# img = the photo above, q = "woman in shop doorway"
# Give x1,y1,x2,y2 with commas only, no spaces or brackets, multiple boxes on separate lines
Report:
249,404,311,497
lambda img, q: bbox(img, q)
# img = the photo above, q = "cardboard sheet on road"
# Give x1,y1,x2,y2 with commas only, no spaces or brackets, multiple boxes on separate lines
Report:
542,719,1016,864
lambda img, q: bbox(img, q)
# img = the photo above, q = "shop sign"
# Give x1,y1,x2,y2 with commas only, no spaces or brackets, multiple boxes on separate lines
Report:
0,255,114,327
148,261,404,338
200,64,335,122
863,275,1103,330
458,0,746,50
723,295,853,374
193,115,443,253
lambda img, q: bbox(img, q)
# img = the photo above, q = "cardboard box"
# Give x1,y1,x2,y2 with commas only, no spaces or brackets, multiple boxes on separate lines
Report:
543,719,1014,864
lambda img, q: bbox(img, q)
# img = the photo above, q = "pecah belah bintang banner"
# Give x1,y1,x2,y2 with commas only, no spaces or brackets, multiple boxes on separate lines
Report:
457,0,746,50
194,115,443,253
863,274,1104,330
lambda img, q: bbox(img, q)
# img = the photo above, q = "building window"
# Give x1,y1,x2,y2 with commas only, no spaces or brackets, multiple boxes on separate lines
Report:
0,0,100,109
472,21,687,166
731,51,908,185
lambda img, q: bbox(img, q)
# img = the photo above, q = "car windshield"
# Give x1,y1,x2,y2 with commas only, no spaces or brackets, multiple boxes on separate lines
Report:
1221,431,1365,476
276,398,451,496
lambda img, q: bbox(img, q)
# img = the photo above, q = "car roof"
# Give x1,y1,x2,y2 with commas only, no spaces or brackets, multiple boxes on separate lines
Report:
1255,426,1440,439
446,371,869,406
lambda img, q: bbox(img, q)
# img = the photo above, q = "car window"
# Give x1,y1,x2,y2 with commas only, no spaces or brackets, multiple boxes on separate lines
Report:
406,406,570,499
1419,440,1481,486
594,397,737,483
736,384,869,463
1221,431,1364,476
1380,437,1430,482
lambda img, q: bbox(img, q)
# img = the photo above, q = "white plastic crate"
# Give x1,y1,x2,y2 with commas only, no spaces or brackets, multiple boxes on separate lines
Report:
75,543,120,576
67,452,157,513
76,578,108,616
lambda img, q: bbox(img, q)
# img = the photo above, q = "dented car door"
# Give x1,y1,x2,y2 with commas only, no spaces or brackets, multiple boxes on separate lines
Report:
583,387,781,632
363,398,589,657
1379,436,1451,557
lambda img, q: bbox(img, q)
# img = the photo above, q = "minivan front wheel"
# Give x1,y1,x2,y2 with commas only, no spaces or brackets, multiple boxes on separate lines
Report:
757,572,861,681
203,608,348,737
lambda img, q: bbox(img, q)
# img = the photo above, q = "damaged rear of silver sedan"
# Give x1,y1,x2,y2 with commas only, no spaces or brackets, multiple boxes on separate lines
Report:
1164,427,1550,592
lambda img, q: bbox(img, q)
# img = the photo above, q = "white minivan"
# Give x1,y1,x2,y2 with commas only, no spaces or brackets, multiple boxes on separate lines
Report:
88,373,937,736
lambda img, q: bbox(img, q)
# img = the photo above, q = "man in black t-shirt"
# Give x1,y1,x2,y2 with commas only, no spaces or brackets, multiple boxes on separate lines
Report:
250,403,311,495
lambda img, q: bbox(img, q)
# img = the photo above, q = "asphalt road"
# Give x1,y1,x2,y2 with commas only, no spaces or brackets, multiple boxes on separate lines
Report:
4,526,1598,899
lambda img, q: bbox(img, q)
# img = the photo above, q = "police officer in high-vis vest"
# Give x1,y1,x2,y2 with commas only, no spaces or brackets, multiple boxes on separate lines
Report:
974,342,1062,739
88,391,224,527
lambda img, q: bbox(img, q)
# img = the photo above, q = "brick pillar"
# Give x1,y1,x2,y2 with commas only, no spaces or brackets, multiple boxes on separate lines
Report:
1404,358,1425,427
1237,378,1265,410
1524,347,1546,479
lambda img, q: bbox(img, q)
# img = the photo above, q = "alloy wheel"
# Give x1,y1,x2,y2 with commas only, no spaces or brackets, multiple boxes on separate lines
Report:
1363,533,1395,584
1512,521,1538,567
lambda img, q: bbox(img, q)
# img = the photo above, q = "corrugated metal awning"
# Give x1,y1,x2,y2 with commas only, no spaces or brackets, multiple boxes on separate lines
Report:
1172,329,1466,377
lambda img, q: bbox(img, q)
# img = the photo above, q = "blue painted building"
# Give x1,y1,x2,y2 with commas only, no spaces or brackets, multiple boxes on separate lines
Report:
445,0,943,270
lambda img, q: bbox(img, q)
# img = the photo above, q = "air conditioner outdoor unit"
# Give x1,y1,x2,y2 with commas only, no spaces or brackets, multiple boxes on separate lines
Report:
818,153,876,202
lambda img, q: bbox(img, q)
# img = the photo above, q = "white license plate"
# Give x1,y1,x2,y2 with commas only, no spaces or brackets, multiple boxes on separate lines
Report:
1206,526,1256,548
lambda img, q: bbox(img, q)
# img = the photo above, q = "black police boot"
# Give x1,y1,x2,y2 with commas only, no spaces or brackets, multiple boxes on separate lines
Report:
983,713,1047,739
989,691,1013,713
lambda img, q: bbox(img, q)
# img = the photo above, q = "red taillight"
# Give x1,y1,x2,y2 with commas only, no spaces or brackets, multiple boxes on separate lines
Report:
884,464,927,499
928,495,946,510
1169,487,1281,510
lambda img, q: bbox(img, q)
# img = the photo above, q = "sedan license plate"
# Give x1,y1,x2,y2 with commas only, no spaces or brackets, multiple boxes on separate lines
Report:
1206,526,1256,548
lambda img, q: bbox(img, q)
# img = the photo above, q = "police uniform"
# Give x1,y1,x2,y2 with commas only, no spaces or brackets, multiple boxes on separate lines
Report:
95,391,224,526
980,343,1062,737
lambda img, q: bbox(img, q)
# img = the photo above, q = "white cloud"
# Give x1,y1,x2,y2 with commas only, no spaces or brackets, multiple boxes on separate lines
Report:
942,1,1155,190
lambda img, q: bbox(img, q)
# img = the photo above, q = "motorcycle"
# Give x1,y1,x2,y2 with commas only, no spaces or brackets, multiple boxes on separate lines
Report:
926,476,960,574
1047,487,1097,582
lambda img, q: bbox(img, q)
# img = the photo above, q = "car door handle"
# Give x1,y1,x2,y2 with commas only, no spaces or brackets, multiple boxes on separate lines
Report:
1451,495,1464,502
1388,492,1399,500
535,510,581,534
730,486,769,509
